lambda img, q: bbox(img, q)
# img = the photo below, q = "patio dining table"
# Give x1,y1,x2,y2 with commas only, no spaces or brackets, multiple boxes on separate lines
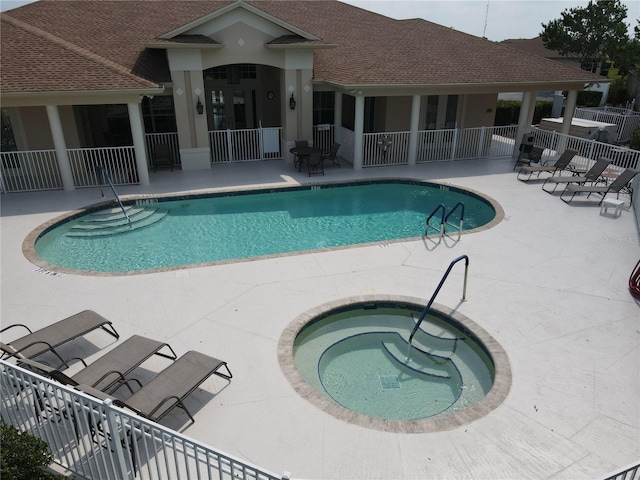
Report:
290,146,322,172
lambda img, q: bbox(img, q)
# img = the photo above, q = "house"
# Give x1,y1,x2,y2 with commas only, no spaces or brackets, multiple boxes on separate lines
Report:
0,1,605,190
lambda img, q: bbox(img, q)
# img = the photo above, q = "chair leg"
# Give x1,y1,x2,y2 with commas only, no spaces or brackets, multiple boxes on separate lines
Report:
560,186,576,204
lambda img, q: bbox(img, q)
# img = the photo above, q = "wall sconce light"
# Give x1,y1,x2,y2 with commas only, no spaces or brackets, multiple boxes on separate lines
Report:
289,93,296,110
196,96,204,115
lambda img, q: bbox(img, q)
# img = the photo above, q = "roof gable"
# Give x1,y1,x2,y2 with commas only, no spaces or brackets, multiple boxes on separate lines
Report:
158,0,320,42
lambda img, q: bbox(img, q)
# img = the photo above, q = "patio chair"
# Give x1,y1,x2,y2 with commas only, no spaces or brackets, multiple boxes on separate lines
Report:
152,143,173,172
293,140,309,170
542,157,612,194
322,142,341,168
517,149,578,182
1,310,119,364
560,168,638,205
307,149,324,176
113,350,232,425
514,145,544,170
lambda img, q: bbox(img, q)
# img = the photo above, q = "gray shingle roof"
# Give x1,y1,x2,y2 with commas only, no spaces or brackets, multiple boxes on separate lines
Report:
0,0,603,95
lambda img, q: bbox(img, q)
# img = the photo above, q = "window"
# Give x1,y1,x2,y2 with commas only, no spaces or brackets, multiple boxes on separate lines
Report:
425,96,439,130
342,94,355,131
204,65,257,83
444,95,458,129
1,109,17,152
313,92,335,125
142,96,177,133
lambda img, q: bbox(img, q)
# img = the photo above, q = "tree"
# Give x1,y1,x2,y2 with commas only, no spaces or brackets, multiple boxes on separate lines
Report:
541,0,630,75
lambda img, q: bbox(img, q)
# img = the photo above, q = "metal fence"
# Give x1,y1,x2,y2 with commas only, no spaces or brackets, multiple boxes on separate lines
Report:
68,147,138,187
574,106,640,144
312,124,335,153
0,359,288,480
209,127,283,163
530,127,640,172
0,150,62,192
361,125,520,167
145,133,181,169
2,124,638,193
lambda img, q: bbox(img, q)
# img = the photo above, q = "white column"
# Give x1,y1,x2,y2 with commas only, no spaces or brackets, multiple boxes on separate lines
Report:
513,91,534,158
46,105,74,191
561,90,578,136
334,92,343,144
408,94,421,166
353,95,365,169
128,102,149,186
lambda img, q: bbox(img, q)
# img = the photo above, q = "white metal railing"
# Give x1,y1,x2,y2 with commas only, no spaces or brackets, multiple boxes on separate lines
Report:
312,124,335,153
3,124,637,192
600,461,640,480
0,150,62,192
209,127,282,163
574,106,640,144
530,127,640,172
362,125,520,167
68,147,138,187
145,133,180,168
0,360,288,480
363,131,410,166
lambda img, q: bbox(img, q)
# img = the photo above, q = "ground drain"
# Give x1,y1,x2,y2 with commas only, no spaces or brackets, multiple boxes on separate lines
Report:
379,375,401,390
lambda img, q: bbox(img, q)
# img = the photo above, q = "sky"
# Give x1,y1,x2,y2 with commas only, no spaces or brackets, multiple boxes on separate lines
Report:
1,0,639,42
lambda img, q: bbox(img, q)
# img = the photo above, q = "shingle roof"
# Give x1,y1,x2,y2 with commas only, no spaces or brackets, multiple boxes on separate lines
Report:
501,37,566,60
0,0,603,95
1,14,160,94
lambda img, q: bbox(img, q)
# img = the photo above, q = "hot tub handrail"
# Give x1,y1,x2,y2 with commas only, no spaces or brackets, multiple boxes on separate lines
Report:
408,255,469,347
97,165,131,227
425,203,446,238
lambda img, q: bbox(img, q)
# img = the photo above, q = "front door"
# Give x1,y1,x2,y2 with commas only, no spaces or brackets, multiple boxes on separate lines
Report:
206,88,255,131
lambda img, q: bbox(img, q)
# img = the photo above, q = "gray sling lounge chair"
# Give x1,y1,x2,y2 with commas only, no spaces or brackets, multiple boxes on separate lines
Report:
517,149,578,181
560,168,638,204
115,350,232,425
58,335,177,392
542,157,612,194
1,310,119,363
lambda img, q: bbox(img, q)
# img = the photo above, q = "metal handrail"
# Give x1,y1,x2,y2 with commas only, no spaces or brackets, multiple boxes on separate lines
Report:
444,201,465,241
425,203,446,238
97,165,131,227
407,255,469,355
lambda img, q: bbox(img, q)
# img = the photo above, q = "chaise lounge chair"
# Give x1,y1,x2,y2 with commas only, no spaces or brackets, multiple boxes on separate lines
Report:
560,168,638,204
112,350,232,425
517,149,578,182
542,157,612,194
49,335,178,393
1,310,119,364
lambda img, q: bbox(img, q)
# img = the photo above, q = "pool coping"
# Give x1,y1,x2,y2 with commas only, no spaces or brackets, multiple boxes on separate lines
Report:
22,178,505,277
277,294,512,434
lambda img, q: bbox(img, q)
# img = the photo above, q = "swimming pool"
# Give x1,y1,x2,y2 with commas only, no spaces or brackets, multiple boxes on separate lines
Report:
279,295,511,433
27,179,502,275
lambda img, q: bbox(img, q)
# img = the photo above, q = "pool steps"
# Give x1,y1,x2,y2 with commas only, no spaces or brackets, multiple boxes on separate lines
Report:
66,206,169,237
382,338,455,380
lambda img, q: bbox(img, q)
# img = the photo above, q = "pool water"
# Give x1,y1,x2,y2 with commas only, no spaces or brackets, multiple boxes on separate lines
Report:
293,305,495,421
34,181,497,273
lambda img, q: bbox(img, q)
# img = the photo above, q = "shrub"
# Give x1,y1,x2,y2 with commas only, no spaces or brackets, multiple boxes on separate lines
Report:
629,129,640,151
0,423,63,480
495,100,554,126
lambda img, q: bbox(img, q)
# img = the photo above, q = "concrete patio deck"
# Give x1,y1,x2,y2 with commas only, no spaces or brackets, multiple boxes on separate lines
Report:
1,157,638,479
